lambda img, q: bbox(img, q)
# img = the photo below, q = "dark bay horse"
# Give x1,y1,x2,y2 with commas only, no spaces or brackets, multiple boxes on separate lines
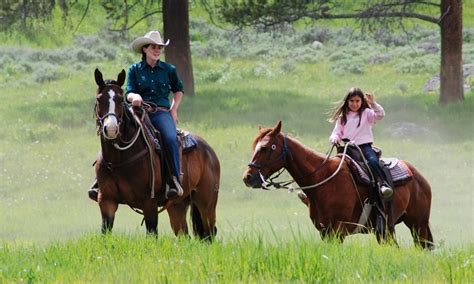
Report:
93,69,219,240
243,121,434,249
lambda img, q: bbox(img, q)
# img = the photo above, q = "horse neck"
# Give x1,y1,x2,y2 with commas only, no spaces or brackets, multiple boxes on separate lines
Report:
284,136,327,185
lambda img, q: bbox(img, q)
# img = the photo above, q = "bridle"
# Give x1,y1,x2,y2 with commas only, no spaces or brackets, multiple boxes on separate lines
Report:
94,84,124,137
94,84,143,150
248,134,290,170
247,132,344,191
247,134,292,190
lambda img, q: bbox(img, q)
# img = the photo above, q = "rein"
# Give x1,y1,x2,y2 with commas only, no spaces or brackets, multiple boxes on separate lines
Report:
253,136,356,191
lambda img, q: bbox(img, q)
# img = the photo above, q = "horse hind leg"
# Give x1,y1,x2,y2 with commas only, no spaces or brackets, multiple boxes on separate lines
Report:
191,203,217,242
410,222,435,250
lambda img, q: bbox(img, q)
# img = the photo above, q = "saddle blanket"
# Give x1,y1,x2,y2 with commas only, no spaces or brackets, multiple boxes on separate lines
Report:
342,155,413,186
178,129,197,152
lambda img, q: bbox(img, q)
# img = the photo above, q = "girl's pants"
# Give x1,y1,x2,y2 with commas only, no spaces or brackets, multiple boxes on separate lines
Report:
359,143,389,185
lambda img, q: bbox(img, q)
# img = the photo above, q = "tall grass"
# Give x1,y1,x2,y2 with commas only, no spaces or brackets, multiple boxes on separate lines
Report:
1,234,472,283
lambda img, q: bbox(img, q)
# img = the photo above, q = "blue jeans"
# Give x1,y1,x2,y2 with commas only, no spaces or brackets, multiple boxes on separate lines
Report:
359,143,388,185
149,111,180,180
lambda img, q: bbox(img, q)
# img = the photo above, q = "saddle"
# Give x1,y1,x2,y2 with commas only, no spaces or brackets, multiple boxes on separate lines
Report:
336,144,413,188
138,107,197,154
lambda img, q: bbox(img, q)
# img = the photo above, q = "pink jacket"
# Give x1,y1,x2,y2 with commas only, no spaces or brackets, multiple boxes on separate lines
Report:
330,103,385,145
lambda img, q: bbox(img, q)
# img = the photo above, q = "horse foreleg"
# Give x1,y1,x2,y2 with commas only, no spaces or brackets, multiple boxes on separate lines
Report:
167,202,190,237
99,200,118,234
376,202,399,247
143,201,159,235
318,222,346,243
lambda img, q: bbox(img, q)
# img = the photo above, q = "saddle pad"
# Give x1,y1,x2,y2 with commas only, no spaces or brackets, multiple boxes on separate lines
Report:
341,155,413,186
178,129,197,152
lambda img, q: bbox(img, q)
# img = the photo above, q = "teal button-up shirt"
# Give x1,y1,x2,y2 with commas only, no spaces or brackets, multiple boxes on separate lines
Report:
125,60,184,108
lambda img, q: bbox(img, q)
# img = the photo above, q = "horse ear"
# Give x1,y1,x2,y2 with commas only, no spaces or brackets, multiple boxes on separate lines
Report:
117,69,126,87
273,120,282,134
94,68,105,88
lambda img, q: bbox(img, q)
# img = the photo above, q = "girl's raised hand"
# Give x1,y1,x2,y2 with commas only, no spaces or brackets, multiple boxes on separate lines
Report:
365,93,374,105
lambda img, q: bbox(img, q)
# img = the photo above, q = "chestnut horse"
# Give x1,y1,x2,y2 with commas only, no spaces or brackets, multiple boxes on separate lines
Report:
93,69,219,240
243,121,434,249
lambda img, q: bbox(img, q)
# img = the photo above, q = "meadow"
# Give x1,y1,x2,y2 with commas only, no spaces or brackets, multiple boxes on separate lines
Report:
0,10,473,283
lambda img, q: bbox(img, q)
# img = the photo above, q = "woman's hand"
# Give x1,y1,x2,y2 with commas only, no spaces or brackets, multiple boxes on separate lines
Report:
128,93,143,107
170,108,178,124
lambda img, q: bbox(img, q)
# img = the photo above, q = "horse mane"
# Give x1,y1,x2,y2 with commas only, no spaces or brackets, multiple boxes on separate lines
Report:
252,127,325,159
285,134,328,160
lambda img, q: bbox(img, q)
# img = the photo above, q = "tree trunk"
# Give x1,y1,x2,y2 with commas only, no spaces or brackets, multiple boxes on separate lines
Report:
163,0,195,96
439,0,463,105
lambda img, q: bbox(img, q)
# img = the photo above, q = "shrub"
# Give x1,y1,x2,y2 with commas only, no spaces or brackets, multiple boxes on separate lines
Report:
32,63,64,83
394,54,438,74
300,27,333,44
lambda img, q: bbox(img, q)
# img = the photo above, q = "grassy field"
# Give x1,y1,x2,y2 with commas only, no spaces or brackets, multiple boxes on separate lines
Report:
1,235,472,283
0,5,473,283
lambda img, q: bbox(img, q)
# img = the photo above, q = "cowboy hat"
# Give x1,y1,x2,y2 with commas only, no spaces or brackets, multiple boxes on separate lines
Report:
130,31,170,53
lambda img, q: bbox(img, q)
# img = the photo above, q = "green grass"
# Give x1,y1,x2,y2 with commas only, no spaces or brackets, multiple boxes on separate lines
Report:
1,234,472,283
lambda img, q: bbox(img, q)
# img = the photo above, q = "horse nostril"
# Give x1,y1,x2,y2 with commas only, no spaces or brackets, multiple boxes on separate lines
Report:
243,174,251,182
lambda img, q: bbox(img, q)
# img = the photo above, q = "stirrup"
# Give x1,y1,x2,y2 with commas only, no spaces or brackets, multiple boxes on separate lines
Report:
172,175,184,196
165,185,178,200
380,184,393,198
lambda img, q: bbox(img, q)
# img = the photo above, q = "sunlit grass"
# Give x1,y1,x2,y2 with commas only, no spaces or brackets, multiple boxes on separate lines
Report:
0,234,472,283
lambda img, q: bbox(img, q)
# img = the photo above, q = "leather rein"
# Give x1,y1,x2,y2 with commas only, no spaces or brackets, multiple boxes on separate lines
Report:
248,133,350,191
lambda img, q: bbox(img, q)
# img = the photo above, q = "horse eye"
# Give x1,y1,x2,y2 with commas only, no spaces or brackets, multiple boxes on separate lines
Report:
259,147,268,153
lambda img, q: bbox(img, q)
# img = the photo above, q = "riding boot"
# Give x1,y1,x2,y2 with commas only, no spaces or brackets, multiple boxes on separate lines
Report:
88,179,99,202
165,176,183,200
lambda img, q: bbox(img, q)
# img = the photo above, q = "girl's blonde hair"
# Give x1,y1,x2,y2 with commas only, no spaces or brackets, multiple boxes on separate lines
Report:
328,87,370,127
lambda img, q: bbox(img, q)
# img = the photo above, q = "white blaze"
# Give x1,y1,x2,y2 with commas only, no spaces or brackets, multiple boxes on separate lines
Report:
102,89,119,139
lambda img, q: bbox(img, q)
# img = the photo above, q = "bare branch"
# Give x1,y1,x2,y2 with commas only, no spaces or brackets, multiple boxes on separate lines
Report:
108,9,162,32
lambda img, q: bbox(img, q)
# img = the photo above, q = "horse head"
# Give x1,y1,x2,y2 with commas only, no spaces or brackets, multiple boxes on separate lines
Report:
94,68,126,140
243,120,289,188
